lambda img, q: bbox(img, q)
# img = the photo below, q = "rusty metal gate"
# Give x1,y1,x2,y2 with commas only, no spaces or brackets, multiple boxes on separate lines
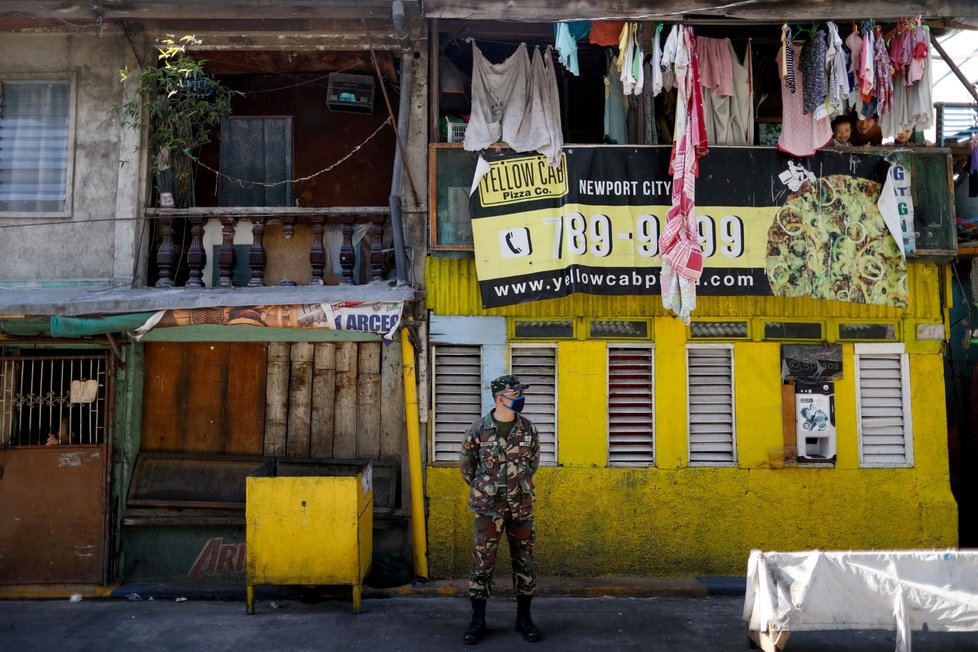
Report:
0,353,112,584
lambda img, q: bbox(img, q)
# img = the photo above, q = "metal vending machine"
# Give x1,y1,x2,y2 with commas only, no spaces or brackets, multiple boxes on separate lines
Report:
795,381,836,462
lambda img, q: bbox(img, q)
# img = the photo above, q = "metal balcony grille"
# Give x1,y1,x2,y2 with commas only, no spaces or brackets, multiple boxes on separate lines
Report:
0,354,108,446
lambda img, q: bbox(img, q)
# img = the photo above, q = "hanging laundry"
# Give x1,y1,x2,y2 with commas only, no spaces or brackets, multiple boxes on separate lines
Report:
780,25,796,94
464,40,564,167
697,36,734,97
872,26,894,118
721,39,753,145
697,36,735,145
618,22,637,94
799,27,828,116
590,20,626,46
660,26,707,325
904,26,933,131
908,19,929,85
661,24,680,91
969,137,978,198
604,50,627,144
616,22,645,97
554,22,580,75
777,38,832,156
825,22,850,117
631,23,645,96
523,45,564,166
626,60,658,144
650,23,665,96
859,23,875,104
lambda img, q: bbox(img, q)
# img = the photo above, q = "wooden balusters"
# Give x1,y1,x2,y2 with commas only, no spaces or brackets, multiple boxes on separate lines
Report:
368,214,384,281
281,214,295,239
217,216,236,288
339,220,355,284
309,215,326,286
185,215,207,288
155,214,176,288
152,210,388,289
248,217,266,287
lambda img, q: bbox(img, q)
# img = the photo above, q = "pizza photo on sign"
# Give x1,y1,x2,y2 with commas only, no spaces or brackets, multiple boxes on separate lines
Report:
765,175,908,308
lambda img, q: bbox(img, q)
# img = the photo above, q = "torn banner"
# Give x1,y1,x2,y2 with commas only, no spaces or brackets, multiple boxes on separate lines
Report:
131,302,403,341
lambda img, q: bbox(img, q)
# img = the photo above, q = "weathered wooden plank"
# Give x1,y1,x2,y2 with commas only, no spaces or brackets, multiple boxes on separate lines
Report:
333,342,359,458
379,339,405,460
141,342,184,452
310,343,336,458
287,342,314,458
357,342,382,458
264,342,290,456
227,342,268,455
182,343,229,453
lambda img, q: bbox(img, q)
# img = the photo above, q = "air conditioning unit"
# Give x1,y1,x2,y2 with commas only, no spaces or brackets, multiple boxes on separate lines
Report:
326,73,375,114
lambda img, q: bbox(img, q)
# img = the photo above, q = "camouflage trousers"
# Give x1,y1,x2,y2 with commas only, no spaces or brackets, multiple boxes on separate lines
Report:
468,508,536,600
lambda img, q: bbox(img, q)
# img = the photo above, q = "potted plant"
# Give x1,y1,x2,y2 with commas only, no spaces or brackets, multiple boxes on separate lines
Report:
117,34,240,208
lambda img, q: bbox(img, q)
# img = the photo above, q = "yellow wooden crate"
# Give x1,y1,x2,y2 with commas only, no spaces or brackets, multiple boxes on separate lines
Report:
245,460,372,613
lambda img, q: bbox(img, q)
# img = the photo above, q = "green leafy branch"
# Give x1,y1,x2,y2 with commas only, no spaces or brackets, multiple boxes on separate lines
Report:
116,35,242,204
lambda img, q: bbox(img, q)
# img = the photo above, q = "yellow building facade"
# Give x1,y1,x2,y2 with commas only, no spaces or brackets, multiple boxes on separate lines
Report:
424,258,956,578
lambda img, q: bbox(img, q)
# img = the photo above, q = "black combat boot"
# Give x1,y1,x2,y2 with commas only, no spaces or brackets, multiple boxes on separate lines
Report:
515,595,541,643
463,598,487,645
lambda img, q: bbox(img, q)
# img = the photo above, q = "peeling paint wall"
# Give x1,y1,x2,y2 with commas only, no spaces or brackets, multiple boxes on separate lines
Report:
424,259,956,578
0,30,142,284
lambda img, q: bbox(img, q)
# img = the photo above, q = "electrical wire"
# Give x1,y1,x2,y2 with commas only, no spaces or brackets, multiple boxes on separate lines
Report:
29,0,101,29
192,116,391,189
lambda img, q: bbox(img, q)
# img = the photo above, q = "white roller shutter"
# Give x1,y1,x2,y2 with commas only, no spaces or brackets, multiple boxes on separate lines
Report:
687,345,736,465
432,344,482,463
511,345,557,464
608,345,654,466
855,344,913,467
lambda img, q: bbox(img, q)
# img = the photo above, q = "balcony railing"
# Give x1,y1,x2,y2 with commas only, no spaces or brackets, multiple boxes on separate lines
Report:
145,207,389,289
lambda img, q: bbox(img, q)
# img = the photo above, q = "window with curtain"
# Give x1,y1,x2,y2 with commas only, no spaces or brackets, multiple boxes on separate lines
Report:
0,80,71,213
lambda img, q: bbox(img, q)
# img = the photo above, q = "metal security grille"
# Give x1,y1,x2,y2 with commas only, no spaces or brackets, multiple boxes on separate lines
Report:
431,344,482,462
431,147,479,250
511,345,557,464
900,150,955,253
855,345,913,467
0,355,108,446
608,345,654,466
687,345,736,465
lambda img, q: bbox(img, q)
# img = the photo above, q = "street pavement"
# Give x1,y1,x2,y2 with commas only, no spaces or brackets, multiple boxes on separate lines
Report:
3,594,978,651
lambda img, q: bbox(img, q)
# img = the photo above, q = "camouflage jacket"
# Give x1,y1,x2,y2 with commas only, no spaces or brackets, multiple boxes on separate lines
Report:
459,411,540,519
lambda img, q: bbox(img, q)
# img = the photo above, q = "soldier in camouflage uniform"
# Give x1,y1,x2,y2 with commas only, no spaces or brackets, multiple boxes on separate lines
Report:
459,374,541,645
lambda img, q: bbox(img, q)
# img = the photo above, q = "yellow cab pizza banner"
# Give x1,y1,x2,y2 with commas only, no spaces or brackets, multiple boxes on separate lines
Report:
469,146,907,309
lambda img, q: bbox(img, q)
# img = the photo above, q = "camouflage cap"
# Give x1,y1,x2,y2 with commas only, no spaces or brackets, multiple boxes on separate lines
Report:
490,374,529,395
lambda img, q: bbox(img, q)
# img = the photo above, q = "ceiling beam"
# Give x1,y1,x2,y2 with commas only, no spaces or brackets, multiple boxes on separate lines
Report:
422,1,978,22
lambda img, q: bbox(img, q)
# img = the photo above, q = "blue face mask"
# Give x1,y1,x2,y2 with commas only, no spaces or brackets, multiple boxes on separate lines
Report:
503,395,526,413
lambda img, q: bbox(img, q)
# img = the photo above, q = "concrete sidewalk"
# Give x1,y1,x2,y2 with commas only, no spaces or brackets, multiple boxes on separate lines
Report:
4,593,978,651
102,575,746,602
0,575,745,603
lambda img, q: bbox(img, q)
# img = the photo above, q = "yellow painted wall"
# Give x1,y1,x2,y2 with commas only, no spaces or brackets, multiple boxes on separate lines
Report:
424,258,956,577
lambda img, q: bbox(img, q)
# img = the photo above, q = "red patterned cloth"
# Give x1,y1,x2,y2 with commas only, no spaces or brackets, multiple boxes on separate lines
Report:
660,26,708,323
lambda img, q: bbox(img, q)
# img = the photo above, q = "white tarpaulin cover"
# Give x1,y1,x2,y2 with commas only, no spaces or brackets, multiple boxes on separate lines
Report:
744,550,978,652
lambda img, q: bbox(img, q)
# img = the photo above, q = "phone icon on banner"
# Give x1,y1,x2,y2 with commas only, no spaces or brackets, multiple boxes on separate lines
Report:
499,227,532,258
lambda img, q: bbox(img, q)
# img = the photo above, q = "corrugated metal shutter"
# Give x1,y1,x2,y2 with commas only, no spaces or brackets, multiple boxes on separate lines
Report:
687,345,736,465
0,81,70,212
432,344,482,463
511,345,557,464
856,346,912,467
608,345,654,466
